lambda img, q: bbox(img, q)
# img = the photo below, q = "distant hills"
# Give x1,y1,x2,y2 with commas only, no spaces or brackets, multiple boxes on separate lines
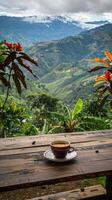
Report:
0,16,112,104
0,16,83,46
28,23,112,104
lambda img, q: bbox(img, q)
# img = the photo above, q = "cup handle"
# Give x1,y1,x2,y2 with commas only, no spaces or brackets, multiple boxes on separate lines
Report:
68,147,75,153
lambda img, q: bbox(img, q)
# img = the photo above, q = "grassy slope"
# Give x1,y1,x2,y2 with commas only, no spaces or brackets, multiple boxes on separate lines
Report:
28,24,112,104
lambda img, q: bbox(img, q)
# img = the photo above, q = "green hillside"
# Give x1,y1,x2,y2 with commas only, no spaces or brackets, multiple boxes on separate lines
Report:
28,24,112,103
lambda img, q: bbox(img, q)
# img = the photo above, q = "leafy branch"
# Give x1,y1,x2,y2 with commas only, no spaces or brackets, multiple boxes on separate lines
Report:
0,42,38,109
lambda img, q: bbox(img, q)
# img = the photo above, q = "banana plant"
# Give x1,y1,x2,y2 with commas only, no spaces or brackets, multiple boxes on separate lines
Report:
51,98,83,132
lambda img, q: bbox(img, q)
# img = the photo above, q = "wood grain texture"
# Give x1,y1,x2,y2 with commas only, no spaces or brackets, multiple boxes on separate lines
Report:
0,130,112,151
0,130,112,192
27,185,106,200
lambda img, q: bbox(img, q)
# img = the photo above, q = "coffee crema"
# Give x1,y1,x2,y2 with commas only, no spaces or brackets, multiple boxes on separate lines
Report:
52,143,69,147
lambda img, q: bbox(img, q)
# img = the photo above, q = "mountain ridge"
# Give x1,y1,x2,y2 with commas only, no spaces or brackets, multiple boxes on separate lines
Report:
30,23,112,75
28,23,112,104
0,16,83,46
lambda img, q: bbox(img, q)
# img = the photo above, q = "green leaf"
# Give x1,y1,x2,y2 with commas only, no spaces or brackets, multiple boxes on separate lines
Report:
94,81,106,87
51,112,65,122
72,98,83,119
41,119,48,134
48,126,64,134
65,106,72,120
10,101,16,113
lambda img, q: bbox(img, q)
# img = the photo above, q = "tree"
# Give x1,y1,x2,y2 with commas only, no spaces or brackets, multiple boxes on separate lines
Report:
29,93,61,130
0,41,38,137
0,42,38,107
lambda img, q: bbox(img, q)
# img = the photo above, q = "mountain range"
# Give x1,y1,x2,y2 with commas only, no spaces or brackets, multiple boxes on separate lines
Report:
0,16,109,46
0,16,83,46
0,16,112,104
28,23,112,104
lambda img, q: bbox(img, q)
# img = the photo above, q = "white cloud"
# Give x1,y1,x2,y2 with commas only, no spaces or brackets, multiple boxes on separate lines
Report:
0,0,112,28
0,0,112,16
61,12,112,28
22,12,112,29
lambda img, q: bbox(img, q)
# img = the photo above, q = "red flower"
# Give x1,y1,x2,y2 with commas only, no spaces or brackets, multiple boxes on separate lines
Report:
105,71,112,81
4,42,13,49
4,42,22,51
16,43,22,51
96,71,112,82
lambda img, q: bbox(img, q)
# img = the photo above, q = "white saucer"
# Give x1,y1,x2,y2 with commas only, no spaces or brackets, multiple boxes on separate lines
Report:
43,149,77,162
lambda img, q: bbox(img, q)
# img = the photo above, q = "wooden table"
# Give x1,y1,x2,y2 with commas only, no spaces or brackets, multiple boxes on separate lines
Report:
0,130,112,199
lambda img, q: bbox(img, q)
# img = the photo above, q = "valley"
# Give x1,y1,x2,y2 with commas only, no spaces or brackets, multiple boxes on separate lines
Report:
27,23,112,103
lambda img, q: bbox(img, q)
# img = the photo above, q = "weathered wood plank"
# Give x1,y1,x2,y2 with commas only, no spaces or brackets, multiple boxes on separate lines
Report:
0,130,112,151
0,138,112,156
0,145,112,191
0,130,112,192
27,185,106,200
0,140,112,164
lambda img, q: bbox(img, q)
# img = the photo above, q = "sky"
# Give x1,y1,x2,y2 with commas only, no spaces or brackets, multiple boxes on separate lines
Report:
0,0,112,27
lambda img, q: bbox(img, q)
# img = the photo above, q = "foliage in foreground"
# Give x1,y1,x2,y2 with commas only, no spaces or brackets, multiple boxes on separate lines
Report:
0,42,112,137
0,41,38,137
89,51,112,111
0,93,112,138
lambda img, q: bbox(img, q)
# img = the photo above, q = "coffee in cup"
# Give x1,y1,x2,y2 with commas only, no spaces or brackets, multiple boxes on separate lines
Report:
50,140,74,159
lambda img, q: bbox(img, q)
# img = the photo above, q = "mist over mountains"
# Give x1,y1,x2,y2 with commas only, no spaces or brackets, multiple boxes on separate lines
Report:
0,16,83,45
0,15,109,46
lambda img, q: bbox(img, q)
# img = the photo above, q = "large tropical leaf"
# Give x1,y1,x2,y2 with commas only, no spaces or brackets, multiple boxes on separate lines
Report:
19,52,38,66
72,98,83,119
0,63,5,71
0,72,10,86
17,57,37,78
89,66,106,73
4,52,16,66
12,73,22,94
12,62,27,89
64,106,72,120
40,119,48,134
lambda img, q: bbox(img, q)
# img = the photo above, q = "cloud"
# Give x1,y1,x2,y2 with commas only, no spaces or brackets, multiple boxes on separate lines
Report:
61,12,112,28
0,0,112,29
0,0,112,17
